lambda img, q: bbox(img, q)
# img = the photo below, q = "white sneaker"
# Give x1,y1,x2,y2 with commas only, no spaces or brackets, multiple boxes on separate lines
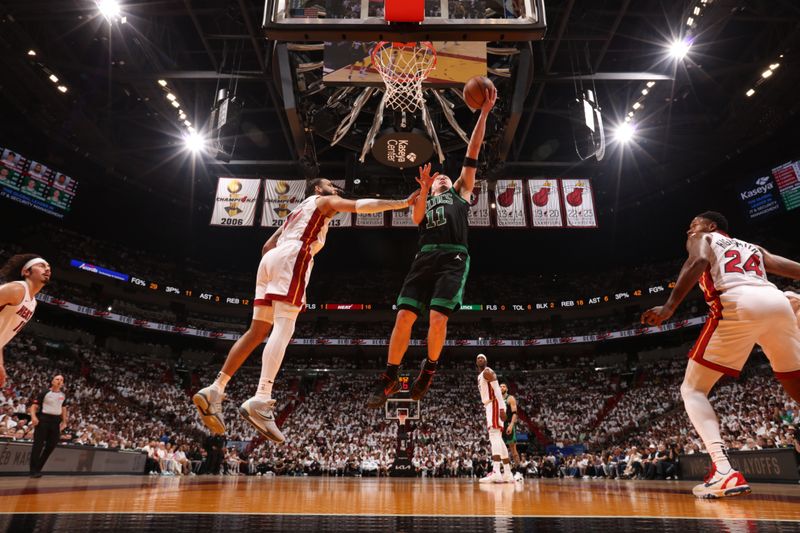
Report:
479,471,504,484
239,397,285,443
513,472,524,482
502,470,514,483
192,386,226,435
692,465,751,499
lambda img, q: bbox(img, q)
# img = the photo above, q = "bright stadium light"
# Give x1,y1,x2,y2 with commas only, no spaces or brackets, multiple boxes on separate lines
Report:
97,0,122,20
669,38,691,60
761,69,773,79
157,79,167,87
184,131,205,153
166,93,176,101
27,50,36,56
57,85,68,93
614,122,636,144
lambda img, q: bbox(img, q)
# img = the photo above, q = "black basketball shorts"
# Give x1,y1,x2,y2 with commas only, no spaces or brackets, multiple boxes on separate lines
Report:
396,244,470,316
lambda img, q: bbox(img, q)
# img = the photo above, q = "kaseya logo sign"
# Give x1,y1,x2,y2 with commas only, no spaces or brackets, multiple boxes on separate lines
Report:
372,129,433,169
736,174,782,220
740,176,775,200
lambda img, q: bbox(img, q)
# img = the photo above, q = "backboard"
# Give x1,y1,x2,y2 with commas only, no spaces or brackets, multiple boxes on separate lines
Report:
263,0,547,42
385,398,421,422
323,40,486,87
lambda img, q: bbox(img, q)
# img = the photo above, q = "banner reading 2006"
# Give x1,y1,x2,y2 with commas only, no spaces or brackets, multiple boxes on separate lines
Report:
210,178,260,227
261,179,306,227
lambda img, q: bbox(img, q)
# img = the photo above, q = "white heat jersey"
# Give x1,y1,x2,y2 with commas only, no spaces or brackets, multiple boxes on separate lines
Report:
703,232,774,293
0,281,37,348
477,366,497,405
276,195,331,256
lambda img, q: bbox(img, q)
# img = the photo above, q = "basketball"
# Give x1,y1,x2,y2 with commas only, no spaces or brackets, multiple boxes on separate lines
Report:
463,76,494,111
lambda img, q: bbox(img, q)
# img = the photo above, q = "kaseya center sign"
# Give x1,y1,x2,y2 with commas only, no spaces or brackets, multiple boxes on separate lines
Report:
371,129,434,169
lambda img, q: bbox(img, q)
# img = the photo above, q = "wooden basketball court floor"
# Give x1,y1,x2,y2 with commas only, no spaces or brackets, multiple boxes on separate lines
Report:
1,476,799,531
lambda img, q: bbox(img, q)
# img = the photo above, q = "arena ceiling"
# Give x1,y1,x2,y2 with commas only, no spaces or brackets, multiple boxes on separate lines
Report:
0,0,798,267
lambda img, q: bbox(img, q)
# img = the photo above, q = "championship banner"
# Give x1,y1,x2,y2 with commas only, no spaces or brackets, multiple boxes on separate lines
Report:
494,179,527,227
561,179,598,228
210,178,260,227
356,211,386,227
467,180,491,227
261,179,305,227
528,179,564,228
391,205,417,227
329,179,352,228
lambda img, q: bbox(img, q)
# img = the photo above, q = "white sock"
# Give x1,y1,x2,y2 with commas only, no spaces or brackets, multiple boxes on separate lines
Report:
493,460,502,474
706,441,732,474
255,313,296,401
502,460,511,473
212,372,231,393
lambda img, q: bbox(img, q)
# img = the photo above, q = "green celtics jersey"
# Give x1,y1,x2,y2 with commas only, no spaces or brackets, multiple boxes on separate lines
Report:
418,187,470,249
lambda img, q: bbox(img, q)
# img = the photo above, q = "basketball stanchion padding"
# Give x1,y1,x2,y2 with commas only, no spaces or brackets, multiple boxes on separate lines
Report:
384,0,425,23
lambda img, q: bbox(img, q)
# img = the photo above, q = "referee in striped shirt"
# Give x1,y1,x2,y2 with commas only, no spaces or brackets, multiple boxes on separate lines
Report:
29,374,69,478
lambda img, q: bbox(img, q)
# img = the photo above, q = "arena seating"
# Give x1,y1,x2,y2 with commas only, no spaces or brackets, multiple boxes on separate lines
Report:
2,330,797,479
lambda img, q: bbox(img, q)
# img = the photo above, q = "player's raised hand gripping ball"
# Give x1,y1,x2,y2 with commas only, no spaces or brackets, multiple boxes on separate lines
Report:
463,76,496,112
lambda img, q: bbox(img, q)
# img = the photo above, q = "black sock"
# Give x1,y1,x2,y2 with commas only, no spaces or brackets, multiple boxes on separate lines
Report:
423,358,438,372
385,363,399,380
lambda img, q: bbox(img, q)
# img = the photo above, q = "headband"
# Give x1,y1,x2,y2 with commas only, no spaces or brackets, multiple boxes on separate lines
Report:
21,258,48,274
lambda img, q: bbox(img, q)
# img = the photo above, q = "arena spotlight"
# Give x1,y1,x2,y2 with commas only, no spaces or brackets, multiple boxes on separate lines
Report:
57,85,68,93
646,81,655,88
157,79,167,87
668,38,691,60
48,74,59,83
184,131,205,153
27,50,36,56
166,93,176,101
97,0,122,20
614,122,636,144
746,88,755,97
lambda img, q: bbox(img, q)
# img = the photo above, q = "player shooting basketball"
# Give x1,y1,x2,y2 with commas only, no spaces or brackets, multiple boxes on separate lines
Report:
367,83,497,408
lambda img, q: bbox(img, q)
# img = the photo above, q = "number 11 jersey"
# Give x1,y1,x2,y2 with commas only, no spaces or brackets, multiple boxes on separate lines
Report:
417,187,470,249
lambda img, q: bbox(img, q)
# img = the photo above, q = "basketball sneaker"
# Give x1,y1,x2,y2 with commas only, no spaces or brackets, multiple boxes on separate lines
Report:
479,471,504,484
192,386,226,435
366,373,400,409
692,464,751,499
409,360,436,401
239,398,285,443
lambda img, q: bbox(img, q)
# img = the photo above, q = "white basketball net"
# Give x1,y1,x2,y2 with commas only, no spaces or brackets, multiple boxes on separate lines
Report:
371,41,437,113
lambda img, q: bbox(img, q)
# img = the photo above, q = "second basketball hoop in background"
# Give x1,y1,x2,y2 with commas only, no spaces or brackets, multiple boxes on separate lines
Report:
463,76,495,111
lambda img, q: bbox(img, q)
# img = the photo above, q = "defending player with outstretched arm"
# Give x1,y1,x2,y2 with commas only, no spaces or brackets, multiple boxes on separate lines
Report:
641,211,800,499
367,84,498,409
0,254,51,388
193,179,420,442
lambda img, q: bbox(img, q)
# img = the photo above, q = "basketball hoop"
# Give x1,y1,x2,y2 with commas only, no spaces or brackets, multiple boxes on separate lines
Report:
397,407,409,427
371,41,437,113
